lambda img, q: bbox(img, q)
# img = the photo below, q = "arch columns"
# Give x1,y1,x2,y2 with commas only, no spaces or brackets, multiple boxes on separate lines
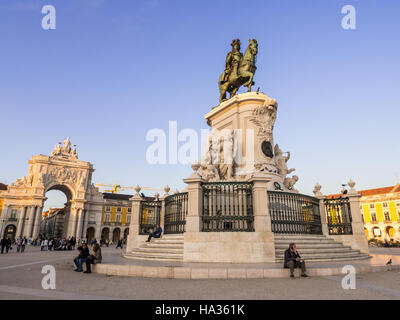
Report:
24,206,37,238
32,206,43,240
75,208,84,240
17,206,27,237
0,204,10,237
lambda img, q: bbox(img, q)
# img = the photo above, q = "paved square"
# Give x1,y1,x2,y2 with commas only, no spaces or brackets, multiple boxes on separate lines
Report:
0,246,399,300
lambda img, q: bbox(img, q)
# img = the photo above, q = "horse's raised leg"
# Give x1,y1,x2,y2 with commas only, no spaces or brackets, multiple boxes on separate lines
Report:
230,87,239,98
219,83,228,103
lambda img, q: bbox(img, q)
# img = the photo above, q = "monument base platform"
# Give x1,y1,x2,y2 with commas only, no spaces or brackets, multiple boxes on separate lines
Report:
92,250,396,279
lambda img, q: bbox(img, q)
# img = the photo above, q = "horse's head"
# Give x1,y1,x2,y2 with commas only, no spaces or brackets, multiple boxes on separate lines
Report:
247,38,258,56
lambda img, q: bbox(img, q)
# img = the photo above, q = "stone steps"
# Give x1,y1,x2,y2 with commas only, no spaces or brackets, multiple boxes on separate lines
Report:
275,254,370,263
274,234,370,262
124,252,183,262
124,233,184,262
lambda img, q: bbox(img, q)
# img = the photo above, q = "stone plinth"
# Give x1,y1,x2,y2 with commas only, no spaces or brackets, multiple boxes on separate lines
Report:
199,92,295,192
184,231,275,263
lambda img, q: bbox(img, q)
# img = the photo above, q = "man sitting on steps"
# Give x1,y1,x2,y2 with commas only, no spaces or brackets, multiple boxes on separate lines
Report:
146,224,162,242
284,243,308,278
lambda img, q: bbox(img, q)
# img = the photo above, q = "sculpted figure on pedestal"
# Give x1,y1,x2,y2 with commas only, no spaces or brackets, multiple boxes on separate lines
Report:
274,144,295,179
283,175,299,192
198,130,236,181
250,101,278,143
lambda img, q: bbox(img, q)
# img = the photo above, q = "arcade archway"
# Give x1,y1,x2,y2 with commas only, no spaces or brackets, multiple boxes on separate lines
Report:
101,228,110,241
86,227,95,243
386,226,395,239
113,228,121,243
3,225,16,242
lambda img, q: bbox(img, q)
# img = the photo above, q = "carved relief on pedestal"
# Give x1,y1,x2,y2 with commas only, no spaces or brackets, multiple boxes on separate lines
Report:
249,99,278,143
197,129,238,182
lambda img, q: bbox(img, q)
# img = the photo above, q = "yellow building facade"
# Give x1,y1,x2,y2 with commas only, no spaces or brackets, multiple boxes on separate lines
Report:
99,193,132,243
359,184,400,242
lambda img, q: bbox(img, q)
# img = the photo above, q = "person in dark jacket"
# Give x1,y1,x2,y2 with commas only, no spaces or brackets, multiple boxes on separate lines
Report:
73,243,90,272
84,243,102,274
283,243,308,278
1,238,7,254
146,224,162,242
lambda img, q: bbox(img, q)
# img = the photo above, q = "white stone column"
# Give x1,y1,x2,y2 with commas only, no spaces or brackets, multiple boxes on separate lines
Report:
313,184,329,236
250,175,272,232
32,206,43,240
67,207,78,238
183,174,203,233
347,187,369,254
16,206,27,237
159,197,167,232
317,197,329,236
0,205,10,237
126,192,143,252
75,209,84,240
82,209,89,240
24,206,36,238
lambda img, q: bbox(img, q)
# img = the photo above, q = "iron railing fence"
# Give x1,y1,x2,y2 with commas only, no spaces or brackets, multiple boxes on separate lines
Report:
268,191,322,234
324,197,353,235
202,182,254,232
164,192,188,234
139,200,161,235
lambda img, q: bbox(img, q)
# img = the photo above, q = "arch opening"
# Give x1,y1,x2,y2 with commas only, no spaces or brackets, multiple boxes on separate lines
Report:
41,188,70,239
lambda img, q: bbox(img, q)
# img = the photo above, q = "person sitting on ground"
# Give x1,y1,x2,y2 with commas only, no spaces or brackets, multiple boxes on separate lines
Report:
84,243,102,274
73,243,90,272
146,224,163,242
284,243,308,278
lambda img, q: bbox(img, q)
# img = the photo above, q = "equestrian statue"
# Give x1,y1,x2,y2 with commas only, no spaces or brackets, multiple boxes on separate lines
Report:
218,38,258,103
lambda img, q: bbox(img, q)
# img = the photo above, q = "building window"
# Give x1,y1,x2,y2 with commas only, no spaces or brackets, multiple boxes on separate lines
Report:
105,206,111,212
10,209,17,219
127,215,131,224
127,207,132,213
105,214,110,222
117,207,122,212
369,203,375,209
371,212,377,222
384,212,391,221
382,202,388,208
116,215,121,223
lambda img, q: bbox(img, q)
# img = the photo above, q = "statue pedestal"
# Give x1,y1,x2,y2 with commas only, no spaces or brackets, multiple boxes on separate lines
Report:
200,92,293,192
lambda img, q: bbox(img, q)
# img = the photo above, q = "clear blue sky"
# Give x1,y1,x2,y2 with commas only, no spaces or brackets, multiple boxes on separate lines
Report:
1,0,399,208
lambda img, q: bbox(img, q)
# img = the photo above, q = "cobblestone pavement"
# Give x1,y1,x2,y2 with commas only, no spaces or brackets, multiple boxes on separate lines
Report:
0,246,399,300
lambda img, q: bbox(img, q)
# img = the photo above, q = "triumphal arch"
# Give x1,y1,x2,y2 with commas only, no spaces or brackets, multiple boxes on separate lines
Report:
0,138,104,240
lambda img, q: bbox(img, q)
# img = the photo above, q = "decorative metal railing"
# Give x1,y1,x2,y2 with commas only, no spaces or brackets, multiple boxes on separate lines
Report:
164,193,188,234
202,182,254,232
139,200,161,235
324,197,353,235
268,191,322,234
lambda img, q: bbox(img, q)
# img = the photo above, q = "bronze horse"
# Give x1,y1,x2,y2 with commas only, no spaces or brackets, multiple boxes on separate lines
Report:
218,39,258,103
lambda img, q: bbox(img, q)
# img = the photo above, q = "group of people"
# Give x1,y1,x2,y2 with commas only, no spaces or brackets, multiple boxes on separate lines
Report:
73,241,102,273
0,237,12,254
39,236,77,251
